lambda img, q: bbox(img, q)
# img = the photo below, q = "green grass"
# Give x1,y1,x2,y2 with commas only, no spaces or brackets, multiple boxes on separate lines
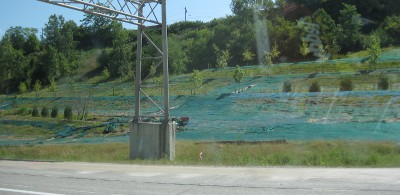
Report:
346,46,400,58
0,124,54,139
0,115,126,141
4,59,399,99
1,50,399,167
1,141,400,167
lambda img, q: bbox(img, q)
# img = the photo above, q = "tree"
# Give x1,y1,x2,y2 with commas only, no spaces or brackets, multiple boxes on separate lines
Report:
101,68,110,80
214,44,231,69
49,78,58,97
318,45,329,73
264,52,273,66
340,78,353,91
81,6,118,48
377,75,389,90
103,25,132,79
11,96,19,114
231,0,274,16
64,106,73,121
32,106,39,117
4,27,25,51
313,8,340,54
18,82,27,97
68,78,77,97
42,15,78,79
41,106,49,118
169,36,188,74
309,81,321,92
233,65,246,83
220,50,231,69
242,48,255,65
51,106,58,118
269,17,305,62
366,35,381,71
338,4,362,52
382,15,400,44
107,45,132,78
0,36,27,94
313,9,335,44
190,69,203,95
147,63,157,79
42,15,77,76
3,27,37,52
184,28,214,70
282,81,292,92
60,20,78,57
43,15,76,52
41,46,61,79
275,0,287,9
270,41,281,62
34,80,41,98
76,96,90,121
24,33,40,54
42,15,78,76
42,15,65,50
154,75,164,95
299,40,310,59
169,21,206,34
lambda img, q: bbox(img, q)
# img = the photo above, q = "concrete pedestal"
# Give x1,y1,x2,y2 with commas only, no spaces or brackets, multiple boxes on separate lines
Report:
129,122,176,160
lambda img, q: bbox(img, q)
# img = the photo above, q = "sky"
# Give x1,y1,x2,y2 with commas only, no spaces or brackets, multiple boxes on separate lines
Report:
0,0,233,38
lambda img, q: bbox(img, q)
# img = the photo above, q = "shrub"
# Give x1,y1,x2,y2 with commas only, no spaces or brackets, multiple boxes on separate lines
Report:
309,81,321,92
51,106,58,118
11,96,19,112
377,75,389,90
102,68,110,80
282,81,292,92
64,106,73,121
32,106,39,117
340,78,353,91
233,65,245,83
41,107,49,117
17,108,30,116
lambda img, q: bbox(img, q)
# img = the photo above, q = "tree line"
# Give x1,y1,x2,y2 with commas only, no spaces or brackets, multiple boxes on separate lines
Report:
1,0,399,94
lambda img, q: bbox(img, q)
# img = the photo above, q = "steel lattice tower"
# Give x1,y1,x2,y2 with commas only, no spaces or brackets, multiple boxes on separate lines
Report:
38,0,174,160
38,0,170,122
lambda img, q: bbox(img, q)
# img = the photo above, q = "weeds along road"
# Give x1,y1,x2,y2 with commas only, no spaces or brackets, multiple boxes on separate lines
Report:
0,160,399,195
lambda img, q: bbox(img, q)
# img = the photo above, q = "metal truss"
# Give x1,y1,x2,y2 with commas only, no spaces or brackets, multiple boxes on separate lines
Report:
38,0,163,27
38,0,170,123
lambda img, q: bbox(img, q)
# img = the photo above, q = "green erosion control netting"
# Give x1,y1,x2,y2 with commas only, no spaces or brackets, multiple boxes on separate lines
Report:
1,67,399,145
172,73,400,141
173,92,399,141
284,48,400,65
0,118,125,145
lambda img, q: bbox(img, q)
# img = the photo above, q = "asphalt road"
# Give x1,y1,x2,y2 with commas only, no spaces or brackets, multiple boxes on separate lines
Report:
0,160,399,195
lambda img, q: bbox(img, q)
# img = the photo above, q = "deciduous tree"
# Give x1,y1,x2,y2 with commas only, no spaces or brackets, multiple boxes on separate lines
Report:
299,40,310,59
190,69,203,95
366,35,381,70
242,48,255,65
34,80,41,98
338,4,362,52
233,65,246,83
49,78,58,97
18,82,27,97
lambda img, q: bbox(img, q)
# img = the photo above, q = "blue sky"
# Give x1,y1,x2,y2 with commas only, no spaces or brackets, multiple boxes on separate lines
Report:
0,0,232,37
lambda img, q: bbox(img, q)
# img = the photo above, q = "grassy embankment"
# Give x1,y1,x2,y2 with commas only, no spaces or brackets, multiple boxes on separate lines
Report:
4,47,399,99
1,48,399,167
1,141,400,167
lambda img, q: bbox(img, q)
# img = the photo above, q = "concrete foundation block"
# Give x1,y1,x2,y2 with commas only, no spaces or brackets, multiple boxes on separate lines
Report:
129,122,176,160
